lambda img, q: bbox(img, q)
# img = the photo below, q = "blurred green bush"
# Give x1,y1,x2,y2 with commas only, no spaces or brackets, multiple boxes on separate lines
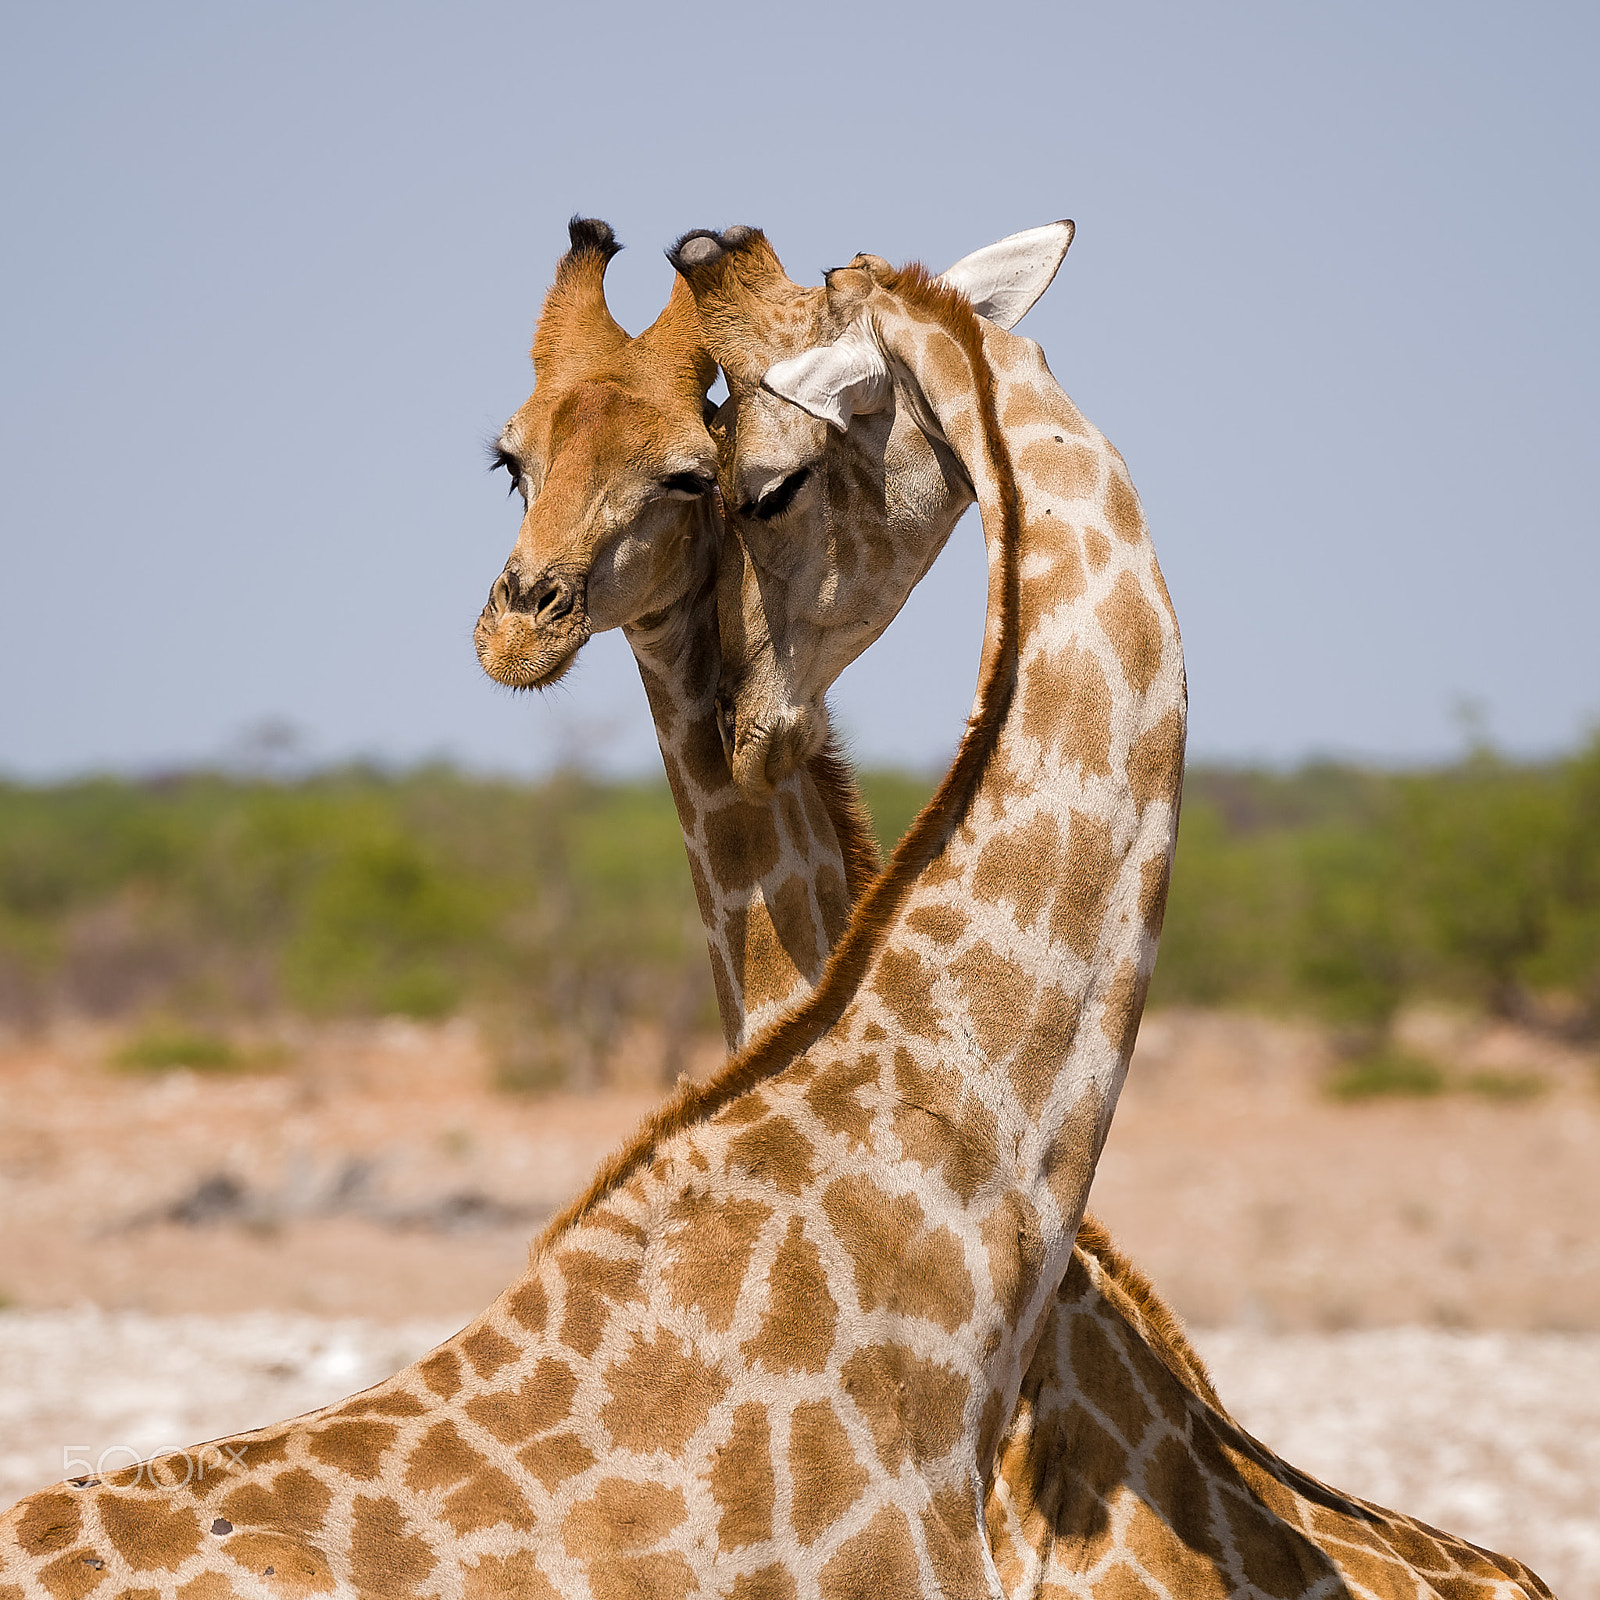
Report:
1,735,1597,1086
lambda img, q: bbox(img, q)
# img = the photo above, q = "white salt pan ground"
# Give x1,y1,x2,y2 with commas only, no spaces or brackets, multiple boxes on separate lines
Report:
1,1313,1595,1598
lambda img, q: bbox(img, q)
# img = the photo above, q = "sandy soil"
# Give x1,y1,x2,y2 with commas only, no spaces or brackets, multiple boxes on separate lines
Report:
1,1008,1596,1591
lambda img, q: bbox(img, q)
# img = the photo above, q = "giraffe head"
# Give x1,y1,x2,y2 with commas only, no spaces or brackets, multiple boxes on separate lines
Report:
475,217,720,690
670,222,1073,795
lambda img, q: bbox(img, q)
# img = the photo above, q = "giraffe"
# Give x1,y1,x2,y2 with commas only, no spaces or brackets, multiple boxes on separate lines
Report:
475,214,1487,1600
671,224,1556,1600
473,216,877,1047
990,1218,1556,1600
0,220,1189,1600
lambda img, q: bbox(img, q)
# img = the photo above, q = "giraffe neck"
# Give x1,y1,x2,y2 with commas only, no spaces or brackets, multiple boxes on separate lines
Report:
849,267,1185,1426
624,542,874,1046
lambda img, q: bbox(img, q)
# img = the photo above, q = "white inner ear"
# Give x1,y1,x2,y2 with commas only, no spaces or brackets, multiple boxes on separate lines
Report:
937,220,1074,330
760,319,890,432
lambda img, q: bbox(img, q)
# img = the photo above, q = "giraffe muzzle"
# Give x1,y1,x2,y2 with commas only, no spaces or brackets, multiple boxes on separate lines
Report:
474,565,592,689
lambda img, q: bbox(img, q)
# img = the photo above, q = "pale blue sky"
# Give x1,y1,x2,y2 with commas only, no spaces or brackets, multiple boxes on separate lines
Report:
2,2,1595,778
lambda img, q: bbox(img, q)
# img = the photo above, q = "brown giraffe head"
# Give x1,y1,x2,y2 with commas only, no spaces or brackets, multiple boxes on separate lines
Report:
475,217,720,689
669,222,1072,795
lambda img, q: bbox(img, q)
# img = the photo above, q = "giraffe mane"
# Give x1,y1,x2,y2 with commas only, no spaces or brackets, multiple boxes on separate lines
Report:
1071,1213,1226,1414
539,260,1024,1245
804,732,882,902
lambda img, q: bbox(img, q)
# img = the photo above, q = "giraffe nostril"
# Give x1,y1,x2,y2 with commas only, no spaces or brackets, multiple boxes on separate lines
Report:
532,578,576,624
490,571,514,616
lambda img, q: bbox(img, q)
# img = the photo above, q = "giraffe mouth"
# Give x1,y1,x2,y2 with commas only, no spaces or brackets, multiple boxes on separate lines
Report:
474,569,593,689
728,700,828,798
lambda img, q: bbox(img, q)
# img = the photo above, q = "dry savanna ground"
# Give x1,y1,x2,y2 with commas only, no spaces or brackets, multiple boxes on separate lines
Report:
0,1008,1596,1594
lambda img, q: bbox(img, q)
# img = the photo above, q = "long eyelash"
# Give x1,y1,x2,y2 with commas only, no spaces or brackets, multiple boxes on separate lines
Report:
744,467,809,521
661,472,712,497
485,440,522,495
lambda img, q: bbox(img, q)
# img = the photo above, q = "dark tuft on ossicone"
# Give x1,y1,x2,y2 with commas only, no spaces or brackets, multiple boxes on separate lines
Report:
667,225,766,276
566,216,622,263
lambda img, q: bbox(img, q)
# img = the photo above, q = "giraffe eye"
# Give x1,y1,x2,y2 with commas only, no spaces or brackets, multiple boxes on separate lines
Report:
660,472,715,500
743,468,809,521
489,446,524,500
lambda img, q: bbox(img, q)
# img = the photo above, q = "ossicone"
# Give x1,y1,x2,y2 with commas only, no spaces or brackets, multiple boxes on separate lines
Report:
666,225,762,277
565,216,623,265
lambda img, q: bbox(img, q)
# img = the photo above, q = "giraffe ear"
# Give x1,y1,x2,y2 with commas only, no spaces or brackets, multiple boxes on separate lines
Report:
938,220,1074,330
759,318,890,432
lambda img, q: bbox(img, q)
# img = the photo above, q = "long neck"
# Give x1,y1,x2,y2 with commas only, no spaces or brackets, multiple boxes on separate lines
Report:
624,532,876,1047
863,278,1186,1422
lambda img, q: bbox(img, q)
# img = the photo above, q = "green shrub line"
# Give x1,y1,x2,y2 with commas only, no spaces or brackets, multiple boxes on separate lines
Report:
1,737,1597,1089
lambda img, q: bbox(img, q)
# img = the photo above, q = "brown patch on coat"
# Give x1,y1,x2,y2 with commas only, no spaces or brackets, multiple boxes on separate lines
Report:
331,1391,426,1420
305,1420,395,1482
871,943,942,1039
1138,851,1171,938
1042,1079,1105,1224
804,1053,877,1148
506,1277,548,1332
461,1324,518,1379
891,1045,1000,1203
741,1214,837,1373
707,1403,774,1549
683,715,734,796
348,1496,435,1599
1104,466,1146,543
587,1206,647,1246
1221,1495,1327,1599
461,1553,559,1600
818,1504,921,1600
1049,809,1118,961
981,1191,1046,1316
99,1497,203,1574
727,1115,816,1196
557,1248,644,1358
1021,641,1112,777
13,1494,79,1558
1143,1433,1229,1566
176,1576,235,1600
664,1192,771,1331
1011,983,1082,1117
441,1467,536,1535
702,803,782,891
1070,1315,1152,1449
1083,526,1112,572
972,812,1060,928
823,1173,975,1331
1100,957,1150,1060
906,901,968,945
601,1329,729,1454
1095,570,1163,695
35,1550,111,1600
564,1478,687,1558
729,1566,797,1600
840,1342,969,1471
584,1554,698,1600
1015,439,1101,504
950,938,1036,1069
1127,708,1185,813
404,1421,483,1492
787,1403,868,1545
417,1348,462,1399
220,1532,334,1596
920,1484,993,1600
516,1433,594,1492
464,1356,578,1444
771,872,821,976
220,1468,332,1538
